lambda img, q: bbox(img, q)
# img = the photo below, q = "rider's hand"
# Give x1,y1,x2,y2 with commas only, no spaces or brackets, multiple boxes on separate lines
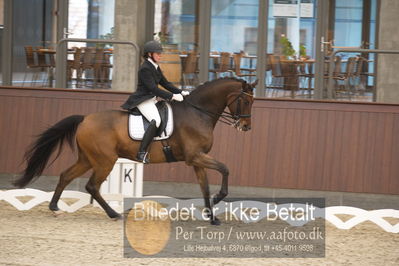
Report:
181,90,190,96
172,93,184,102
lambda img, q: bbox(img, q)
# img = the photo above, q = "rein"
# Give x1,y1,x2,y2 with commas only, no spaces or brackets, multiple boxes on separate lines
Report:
185,90,253,127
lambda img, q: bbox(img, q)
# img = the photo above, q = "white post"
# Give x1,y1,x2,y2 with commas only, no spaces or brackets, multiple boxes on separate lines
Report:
134,163,144,197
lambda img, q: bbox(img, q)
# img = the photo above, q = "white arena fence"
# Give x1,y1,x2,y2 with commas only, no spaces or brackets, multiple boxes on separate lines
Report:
0,158,398,233
1,158,143,214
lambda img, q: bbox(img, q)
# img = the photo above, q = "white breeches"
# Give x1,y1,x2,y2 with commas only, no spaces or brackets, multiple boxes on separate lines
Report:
137,97,161,128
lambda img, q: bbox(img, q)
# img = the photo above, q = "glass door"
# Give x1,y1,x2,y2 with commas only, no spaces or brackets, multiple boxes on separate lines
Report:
328,0,378,101
66,0,115,89
263,0,378,101
9,0,55,87
266,0,317,98
154,0,199,89
0,0,4,84
209,0,259,82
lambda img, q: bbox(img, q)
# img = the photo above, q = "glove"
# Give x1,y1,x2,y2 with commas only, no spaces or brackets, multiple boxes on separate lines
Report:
181,90,190,96
172,93,184,102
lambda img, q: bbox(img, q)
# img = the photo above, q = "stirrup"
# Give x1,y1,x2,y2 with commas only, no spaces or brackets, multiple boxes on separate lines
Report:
136,151,149,164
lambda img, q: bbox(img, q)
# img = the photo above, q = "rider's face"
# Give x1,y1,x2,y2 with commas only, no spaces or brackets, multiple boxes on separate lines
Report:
152,52,162,63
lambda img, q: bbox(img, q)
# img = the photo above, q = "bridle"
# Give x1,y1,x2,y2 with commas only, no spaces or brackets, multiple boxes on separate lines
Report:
186,89,253,127
226,90,253,119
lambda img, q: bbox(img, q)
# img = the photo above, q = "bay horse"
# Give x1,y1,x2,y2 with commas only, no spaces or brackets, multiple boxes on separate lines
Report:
13,77,257,225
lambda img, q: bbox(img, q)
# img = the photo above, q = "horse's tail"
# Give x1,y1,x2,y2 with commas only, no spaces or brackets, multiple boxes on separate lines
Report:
13,115,85,188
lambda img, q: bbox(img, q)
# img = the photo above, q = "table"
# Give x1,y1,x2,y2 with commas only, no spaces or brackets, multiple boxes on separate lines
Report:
279,59,315,96
37,49,56,87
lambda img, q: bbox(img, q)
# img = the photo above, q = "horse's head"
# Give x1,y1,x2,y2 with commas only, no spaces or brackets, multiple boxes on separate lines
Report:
226,79,257,131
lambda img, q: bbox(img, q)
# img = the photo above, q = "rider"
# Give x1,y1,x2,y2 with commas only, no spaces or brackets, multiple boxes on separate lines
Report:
121,40,189,163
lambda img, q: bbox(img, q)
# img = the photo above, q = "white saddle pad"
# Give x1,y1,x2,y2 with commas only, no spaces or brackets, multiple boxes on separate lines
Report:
128,103,173,141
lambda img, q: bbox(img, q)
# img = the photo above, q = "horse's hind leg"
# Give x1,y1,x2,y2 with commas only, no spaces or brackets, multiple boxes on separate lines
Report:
85,164,121,219
49,154,91,212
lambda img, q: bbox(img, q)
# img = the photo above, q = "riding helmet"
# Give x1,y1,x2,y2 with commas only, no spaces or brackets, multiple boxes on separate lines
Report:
143,40,163,55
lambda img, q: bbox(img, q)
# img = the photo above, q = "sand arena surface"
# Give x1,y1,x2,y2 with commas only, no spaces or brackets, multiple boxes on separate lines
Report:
0,201,398,266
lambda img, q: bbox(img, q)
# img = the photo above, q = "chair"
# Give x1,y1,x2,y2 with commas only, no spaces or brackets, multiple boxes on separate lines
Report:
297,61,314,97
280,57,301,98
265,53,273,72
23,46,41,86
269,55,285,86
331,57,357,99
332,56,343,77
324,55,342,77
80,47,96,86
323,56,342,97
101,51,113,87
352,56,366,93
182,50,199,90
93,48,105,87
359,57,375,93
266,55,285,96
209,52,232,78
268,55,299,98
93,48,113,88
232,53,256,81
264,54,276,97
67,47,82,87
49,52,56,68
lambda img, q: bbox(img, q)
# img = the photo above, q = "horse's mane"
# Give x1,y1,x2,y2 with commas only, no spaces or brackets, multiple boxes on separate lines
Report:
189,77,249,97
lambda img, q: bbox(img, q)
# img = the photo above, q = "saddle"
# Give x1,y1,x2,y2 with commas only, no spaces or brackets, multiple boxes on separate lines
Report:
127,101,173,141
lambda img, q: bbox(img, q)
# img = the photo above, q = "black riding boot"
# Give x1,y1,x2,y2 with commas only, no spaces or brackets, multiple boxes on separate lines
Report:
136,120,158,164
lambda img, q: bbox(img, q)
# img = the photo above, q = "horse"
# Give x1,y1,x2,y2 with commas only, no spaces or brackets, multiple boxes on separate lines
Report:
13,77,257,225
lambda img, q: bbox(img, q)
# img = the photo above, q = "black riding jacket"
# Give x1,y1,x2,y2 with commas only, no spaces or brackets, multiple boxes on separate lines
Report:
121,59,181,110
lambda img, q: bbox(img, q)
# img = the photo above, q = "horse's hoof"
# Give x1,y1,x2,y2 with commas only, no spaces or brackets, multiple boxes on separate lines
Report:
52,210,65,217
210,217,221,226
110,213,123,221
49,204,59,212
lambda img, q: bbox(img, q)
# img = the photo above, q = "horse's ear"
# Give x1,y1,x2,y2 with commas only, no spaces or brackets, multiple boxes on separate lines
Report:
251,79,259,89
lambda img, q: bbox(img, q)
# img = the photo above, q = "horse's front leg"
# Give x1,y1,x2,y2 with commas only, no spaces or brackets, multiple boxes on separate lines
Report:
193,166,220,225
192,152,229,205
191,152,229,223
